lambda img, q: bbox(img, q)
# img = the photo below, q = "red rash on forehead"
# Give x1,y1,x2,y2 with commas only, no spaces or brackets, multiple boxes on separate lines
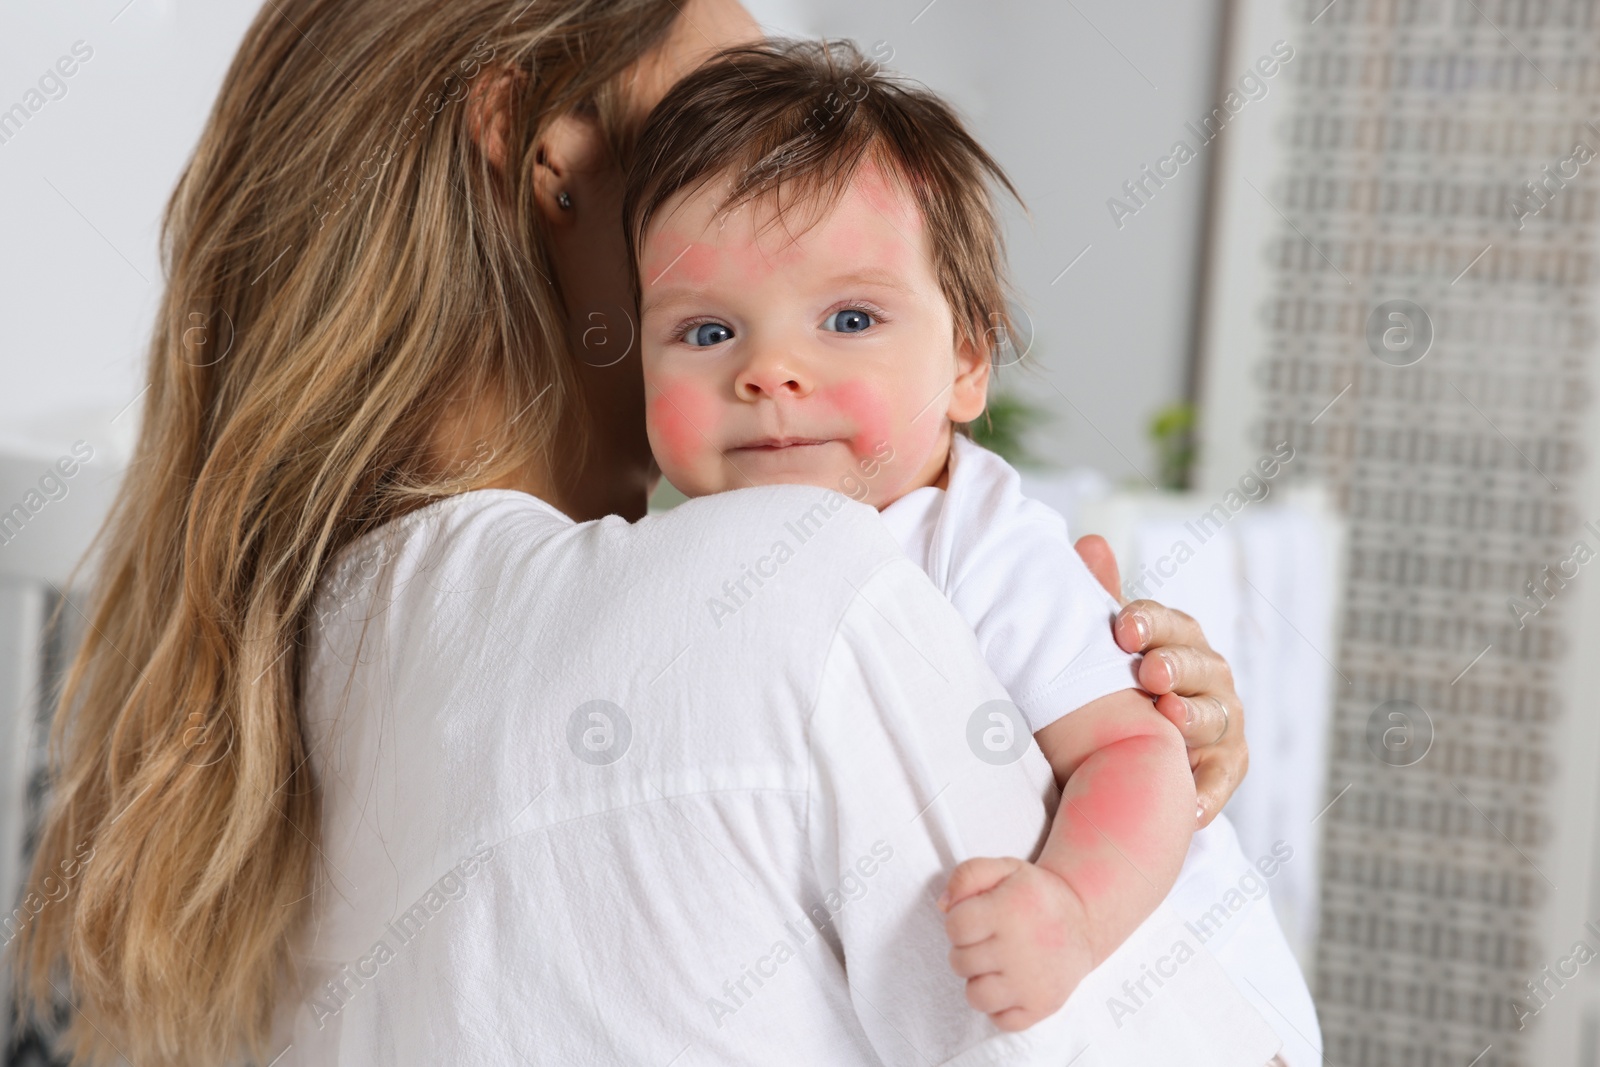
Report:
647,381,717,474
672,243,720,285
821,165,925,276
646,167,926,293
824,226,913,276
824,226,865,263
644,220,796,291
641,232,720,287
730,235,786,280
852,159,922,233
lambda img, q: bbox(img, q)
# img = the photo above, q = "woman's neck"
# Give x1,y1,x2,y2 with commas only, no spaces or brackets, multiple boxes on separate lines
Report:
430,381,650,523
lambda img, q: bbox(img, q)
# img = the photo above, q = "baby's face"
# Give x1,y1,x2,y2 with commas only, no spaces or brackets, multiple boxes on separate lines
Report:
638,160,988,509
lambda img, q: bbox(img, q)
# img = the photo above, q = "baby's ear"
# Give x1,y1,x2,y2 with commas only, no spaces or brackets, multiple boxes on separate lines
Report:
947,328,991,423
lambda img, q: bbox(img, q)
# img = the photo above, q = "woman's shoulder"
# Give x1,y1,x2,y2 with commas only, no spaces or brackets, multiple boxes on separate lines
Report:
634,483,906,561
312,484,915,655
321,488,564,579
356,484,907,579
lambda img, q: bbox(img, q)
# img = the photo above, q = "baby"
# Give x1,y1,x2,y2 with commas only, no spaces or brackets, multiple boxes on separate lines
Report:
623,37,1310,1050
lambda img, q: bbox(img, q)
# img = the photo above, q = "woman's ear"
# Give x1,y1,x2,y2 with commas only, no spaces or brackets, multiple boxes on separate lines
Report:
947,330,992,423
529,112,603,226
466,69,520,171
467,71,601,227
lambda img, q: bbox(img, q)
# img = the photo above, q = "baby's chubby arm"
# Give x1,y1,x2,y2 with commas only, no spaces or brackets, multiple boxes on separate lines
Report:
936,688,1196,1031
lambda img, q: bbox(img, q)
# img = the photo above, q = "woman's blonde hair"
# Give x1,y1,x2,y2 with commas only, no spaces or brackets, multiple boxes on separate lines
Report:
9,0,682,1062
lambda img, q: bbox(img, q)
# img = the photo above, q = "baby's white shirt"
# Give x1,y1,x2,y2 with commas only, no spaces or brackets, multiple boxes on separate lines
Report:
879,433,1141,730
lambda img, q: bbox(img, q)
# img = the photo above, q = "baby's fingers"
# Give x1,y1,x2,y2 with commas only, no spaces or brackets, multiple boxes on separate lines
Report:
943,891,1003,948
963,973,1018,1017
963,975,1042,1031
937,856,1023,912
988,1006,1043,1033
948,939,1005,980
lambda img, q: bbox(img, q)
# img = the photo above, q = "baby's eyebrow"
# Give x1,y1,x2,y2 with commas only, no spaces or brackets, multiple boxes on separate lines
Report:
639,287,713,317
823,269,916,295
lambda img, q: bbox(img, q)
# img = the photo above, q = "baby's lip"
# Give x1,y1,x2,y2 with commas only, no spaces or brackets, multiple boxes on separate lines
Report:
731,436,840,450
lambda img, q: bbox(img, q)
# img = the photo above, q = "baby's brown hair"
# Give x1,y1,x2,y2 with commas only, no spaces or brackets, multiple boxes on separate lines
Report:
623,38,1027,382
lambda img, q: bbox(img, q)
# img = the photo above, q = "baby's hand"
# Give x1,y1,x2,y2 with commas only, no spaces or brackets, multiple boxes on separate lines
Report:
936,856,1094,1031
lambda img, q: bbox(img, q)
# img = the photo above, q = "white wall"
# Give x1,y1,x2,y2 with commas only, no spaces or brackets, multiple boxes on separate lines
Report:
1,0,1224,481
0,0,260,467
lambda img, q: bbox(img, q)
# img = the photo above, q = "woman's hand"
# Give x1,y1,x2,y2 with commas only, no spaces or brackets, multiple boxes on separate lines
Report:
1074,535,1247,828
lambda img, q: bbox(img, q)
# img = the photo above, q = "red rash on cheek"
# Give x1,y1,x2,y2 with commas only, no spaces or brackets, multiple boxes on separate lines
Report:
647,381,717,476
819,381,894,457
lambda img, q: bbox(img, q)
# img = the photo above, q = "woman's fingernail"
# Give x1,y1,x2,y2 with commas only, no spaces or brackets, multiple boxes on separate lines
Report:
1132,612,1151,646
1196,804,1205,823
1183,698,1195,729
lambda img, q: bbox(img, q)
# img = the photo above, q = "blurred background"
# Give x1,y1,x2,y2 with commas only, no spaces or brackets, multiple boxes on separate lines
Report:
2,0,1597,1063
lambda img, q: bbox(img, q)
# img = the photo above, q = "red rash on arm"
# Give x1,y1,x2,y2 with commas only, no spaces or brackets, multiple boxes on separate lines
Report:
1031,689,1196,965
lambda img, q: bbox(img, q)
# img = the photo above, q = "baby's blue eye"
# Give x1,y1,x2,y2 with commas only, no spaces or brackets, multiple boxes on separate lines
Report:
684,322,734,347
825,309,874,334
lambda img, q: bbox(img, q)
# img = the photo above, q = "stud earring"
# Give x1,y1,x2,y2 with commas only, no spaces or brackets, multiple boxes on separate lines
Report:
557,191,573,211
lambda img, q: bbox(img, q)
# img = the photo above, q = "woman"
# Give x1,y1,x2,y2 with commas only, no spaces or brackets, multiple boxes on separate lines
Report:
10,0,1252,1063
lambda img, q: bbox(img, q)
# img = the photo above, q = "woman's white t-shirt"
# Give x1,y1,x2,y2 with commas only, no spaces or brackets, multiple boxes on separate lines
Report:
270,485,1282,1066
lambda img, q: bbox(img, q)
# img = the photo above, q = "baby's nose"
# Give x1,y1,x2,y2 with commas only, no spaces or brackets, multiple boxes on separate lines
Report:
733,348,811,401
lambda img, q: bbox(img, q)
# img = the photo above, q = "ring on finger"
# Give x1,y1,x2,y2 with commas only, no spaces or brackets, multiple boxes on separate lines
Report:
1210,698,1229,746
